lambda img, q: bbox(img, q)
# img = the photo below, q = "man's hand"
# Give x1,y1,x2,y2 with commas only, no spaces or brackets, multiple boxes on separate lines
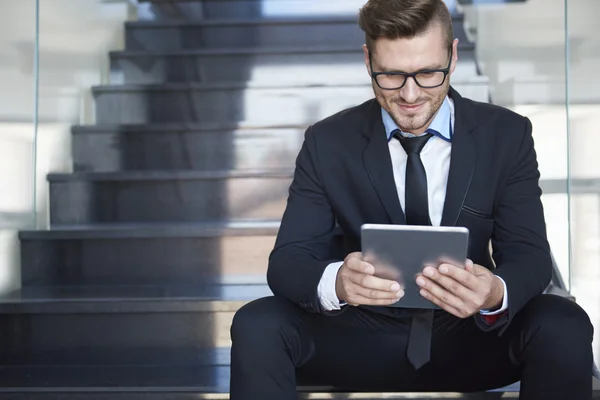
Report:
335,252,404,306
416,259,504,318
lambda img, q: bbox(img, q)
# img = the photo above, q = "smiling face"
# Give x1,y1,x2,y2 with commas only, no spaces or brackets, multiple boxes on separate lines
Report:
364,22,458,135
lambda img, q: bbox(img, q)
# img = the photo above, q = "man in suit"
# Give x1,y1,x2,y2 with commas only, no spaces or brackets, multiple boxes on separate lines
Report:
229,0,594,398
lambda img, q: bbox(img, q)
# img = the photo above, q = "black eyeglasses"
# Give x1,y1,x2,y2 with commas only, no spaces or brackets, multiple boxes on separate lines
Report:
369,49,453,90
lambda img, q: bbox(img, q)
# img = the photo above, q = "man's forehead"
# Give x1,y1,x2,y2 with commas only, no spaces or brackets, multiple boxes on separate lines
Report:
371,42,448,72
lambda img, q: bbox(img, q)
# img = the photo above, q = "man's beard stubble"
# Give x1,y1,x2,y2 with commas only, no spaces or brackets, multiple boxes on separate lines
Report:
374,82,449,134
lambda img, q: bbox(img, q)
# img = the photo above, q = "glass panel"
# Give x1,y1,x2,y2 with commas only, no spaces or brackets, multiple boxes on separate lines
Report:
460,0,571,284
565,0,600,369
35,0,132,227
0,0,38,294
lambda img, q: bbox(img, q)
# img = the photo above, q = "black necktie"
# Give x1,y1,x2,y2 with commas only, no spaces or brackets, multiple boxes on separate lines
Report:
394,130,434,370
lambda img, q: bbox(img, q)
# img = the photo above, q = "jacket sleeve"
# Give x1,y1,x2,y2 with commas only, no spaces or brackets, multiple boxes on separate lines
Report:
267,125,344,314
476,117,553,332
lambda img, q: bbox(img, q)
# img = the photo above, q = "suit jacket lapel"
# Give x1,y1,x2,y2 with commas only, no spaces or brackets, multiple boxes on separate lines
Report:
440,87,478,226
362,100,407,225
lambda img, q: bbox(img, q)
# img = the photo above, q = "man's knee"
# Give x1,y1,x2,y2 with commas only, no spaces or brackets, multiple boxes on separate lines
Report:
519,294,593,350
230,296,301,347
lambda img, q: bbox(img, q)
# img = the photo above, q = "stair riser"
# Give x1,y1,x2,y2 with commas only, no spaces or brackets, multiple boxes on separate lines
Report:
0,311,237,366
0,393,519,400
110,52,366,85
136,0,368,21
48,176,292,224
125,23,364,51
94,85,372,125
20,235,276,286
72,128,305,172
94,84,489,125
109,51,478,85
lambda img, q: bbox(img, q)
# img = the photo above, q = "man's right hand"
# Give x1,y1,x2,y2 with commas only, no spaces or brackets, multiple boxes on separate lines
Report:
335,252,404,306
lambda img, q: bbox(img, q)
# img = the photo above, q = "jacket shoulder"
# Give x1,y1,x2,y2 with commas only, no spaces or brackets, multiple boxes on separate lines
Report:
466,98,530,131
308,99,375,140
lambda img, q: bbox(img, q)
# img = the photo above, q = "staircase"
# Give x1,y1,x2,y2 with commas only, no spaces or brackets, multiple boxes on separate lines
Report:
1,0,596,398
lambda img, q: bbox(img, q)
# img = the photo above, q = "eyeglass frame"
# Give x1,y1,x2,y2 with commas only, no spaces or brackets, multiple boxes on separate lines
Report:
368,47,454,90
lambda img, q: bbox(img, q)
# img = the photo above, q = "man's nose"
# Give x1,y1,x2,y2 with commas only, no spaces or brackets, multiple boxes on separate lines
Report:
399,77,421,104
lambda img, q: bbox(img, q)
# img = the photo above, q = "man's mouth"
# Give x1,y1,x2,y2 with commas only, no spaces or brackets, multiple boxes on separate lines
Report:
397,103,425,111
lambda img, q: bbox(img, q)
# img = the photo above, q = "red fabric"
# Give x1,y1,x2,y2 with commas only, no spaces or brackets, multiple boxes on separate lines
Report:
480,311,506,325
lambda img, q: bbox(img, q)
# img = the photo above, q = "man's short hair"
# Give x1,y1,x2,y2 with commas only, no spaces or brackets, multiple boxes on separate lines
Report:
358,0,454,54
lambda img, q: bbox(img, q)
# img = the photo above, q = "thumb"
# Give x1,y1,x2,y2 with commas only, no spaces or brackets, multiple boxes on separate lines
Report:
465,258,475,273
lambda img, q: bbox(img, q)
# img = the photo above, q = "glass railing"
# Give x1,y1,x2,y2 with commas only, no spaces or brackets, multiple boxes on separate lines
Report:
564,0,600,355
461,0,572,283
0,0,39,294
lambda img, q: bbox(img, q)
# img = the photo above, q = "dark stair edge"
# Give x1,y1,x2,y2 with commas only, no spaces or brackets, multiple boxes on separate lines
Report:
0,286,271,314
92,80,373,92
46,169,294,182
92,75,487,92
124,14,464,28
18,220,282,240
71,122,309,134
109,42,475,58
0,364,523,395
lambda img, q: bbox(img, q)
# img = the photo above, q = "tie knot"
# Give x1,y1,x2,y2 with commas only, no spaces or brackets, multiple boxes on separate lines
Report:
395,131,433,155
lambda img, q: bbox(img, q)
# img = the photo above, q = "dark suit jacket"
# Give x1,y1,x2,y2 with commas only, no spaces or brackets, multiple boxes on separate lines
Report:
267,86,553,332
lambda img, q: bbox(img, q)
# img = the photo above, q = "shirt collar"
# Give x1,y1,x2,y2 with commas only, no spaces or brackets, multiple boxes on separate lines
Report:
381,96,453,142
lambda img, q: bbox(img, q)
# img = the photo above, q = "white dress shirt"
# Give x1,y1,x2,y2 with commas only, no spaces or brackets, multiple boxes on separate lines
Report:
317,96,508,315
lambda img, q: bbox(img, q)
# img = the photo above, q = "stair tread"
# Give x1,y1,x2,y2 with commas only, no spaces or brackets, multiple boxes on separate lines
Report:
71,122,309,134
0,364,521,394
92,76,489,92
111,43,474,57
0,363,596,396
125,14,464,28
0,284,270,303
47,169,294,181
19,220,281,240
0,284,271,313
0,365,230,391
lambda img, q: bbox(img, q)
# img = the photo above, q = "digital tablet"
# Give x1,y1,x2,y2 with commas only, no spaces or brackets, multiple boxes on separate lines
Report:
361,224,469,309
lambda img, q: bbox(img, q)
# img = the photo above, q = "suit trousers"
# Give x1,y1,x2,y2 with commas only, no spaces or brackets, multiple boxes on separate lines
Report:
230,294,593,399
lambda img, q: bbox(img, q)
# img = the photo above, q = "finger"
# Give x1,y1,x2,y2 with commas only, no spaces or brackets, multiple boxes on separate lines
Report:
346,292,403,307
464,259,475,273
436,263,479,291
345,256,375,275
416,275,464,310
349,272,401,292
419,288,466,318
352,283,405,300
421,266,473,299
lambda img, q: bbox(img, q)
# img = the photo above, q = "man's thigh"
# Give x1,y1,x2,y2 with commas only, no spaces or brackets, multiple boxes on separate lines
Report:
296,308,520,393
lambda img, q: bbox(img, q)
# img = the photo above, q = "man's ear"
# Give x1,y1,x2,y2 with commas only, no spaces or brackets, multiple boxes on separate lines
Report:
363,44,371,75
449,38,459,75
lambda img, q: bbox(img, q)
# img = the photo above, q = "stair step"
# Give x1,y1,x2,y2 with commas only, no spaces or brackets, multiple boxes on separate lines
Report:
123,16,469,52
0,366,530,399
0,284,269,366
135,0,427,22
48,170,292,225
18,221,294,286
0,365,230,391
71,123,306,172
92,81,490,125
109,45,478,85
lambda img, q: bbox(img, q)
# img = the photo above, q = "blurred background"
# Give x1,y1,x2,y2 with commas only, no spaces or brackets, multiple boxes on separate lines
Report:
0,0,598,396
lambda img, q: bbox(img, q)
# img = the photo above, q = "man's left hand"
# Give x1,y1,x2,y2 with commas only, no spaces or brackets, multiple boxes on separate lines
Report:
416,259,504,319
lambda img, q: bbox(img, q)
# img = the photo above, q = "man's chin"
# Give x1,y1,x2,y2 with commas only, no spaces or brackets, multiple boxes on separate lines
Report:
400,118,431,133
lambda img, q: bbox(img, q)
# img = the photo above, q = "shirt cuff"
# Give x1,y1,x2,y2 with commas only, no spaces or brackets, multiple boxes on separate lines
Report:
479,275,508,315
317,261,346,311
